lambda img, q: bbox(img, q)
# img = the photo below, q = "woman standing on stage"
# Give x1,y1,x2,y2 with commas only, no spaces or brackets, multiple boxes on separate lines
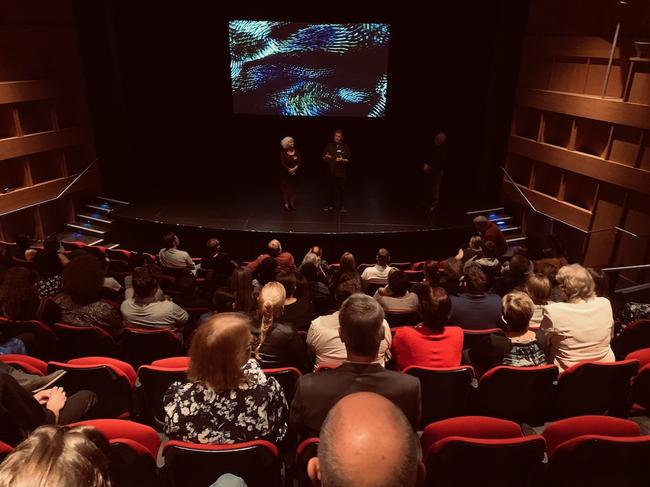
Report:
280,136,301,211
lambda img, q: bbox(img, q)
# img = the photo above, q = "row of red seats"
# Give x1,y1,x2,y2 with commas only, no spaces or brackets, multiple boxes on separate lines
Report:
3,350,649,431
1,414,647,487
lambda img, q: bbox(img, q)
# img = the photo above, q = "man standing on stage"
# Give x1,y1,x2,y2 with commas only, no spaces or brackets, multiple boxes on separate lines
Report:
322,129,351,214
422,131,447,214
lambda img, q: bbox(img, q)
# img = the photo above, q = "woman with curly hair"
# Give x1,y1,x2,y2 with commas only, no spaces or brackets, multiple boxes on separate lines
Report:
250,282,310,372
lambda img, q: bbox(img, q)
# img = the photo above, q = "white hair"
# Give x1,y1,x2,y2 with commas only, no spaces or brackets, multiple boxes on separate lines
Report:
280,137,294,150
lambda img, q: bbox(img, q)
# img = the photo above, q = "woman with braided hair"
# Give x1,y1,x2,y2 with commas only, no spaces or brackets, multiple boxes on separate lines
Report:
251,282,311,373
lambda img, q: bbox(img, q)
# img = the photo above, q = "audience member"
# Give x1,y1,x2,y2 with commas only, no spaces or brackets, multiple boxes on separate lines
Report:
277,271,314,332
202,238,237,287
308,245,330,281
247,239,295,273
455,235,483,264
360,248,396,286
538,262,564,302
391,287,463,370
10,234,37,262
307,392,425,487
329,252,359,292
231,268,256,314
468,291,547,372
411,260,440,302
308,274,392,370
0,267,60,325
439,258,462,296
120,264,189,330
472,215,507,257
374,270,419,314
449,264,501,329
494,253,530,296
53,255,122,334
251,282,311,372
33,235,68,298
541,264,615,372
158,232,196,273
535,234,569,271
291,294,420,437
301,263,331,312
0,425,111,487
470,240,502,279
164,312,287,444
524,273,552,328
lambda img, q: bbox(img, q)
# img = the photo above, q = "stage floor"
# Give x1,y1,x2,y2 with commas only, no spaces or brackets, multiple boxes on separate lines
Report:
114,190,466,235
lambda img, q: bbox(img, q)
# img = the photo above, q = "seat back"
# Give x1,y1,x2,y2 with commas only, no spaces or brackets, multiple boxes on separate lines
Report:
612,319,650,359
405,366,474,426
137,366,188,426
0,440,12,463
555,360,639,418
392,262,413,271
0,354,47,375
475,365,559,425
0,318,58,361
424,435,546,487
384,311,419,327
404,269,424,283
47,360,135,418
263,367,301,405
163,440,282,487
295,438,319,487
120,328,184,369
53,323,118,360
462,328,503,351
547,435,650,487
632,363,650,410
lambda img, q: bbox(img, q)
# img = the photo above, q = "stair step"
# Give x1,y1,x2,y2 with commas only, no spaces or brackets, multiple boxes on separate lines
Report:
506,235,527,244
488,214,512,222
65,222,110,237
86,204,113,213
466,207,504,216
77,213,114,225
500,225,521,233
96,196,130,206
101,242,120,250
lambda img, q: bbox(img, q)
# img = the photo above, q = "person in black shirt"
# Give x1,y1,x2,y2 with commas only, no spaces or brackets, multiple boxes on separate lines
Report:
322,129,351,213
201,238,237,288
422,132,447,213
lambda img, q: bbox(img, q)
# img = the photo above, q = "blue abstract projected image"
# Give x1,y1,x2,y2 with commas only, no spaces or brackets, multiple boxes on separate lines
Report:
229,21,389,117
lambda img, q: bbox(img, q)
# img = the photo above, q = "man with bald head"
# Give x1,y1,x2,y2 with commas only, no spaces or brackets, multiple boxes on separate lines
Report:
308,392,425,487
246,238,295,273
360,248,396,287
291,294,420,437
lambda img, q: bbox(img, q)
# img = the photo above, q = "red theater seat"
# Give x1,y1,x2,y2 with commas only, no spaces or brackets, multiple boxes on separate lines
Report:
0,354,47,375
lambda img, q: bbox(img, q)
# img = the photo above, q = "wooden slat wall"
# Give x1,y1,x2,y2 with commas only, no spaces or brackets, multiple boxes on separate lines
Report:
0,0,98,241
503,0,650,282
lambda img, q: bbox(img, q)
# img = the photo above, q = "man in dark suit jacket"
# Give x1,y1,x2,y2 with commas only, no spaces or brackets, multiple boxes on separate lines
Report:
290,293,421,437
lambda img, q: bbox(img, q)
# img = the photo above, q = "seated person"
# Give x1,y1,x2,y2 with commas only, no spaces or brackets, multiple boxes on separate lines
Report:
52,255,122,334
300,263,331,314
494,253,530,296
291,294,420,437
120,264,189,330
374,270,419,314
250,282,311,373
541,264,615,372
0,373,96,445
360,248,396,287
329,251,359,293
201,238,237,287
307,392,424,487
277,271,314,332
468,291,547,373
246,239,295,273
469,240,502,280
439,258,462,296
158,232,196,274
163,312,287,444
391,287,463,370
525,273,553,328
450,264,501,330
455,235,483,264
0,425,111,486
0,267,60,325
33,235,68,298
307,274,392,370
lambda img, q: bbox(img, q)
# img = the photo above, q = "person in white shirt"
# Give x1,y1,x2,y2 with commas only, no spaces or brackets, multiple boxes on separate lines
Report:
360,248,396,286
307,273,391,370
120,264,188,330
540,264,615,372
158,232,196,272
373,270,419,314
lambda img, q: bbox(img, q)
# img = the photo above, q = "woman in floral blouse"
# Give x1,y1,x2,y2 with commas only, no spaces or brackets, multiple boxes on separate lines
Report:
163,312,287,444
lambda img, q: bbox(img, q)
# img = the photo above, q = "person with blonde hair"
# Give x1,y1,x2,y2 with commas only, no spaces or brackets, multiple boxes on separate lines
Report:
280,136,301,211
251,282,311,372
163,312,287,444
541,264,615,372
468,291,547,372
0,425,111,487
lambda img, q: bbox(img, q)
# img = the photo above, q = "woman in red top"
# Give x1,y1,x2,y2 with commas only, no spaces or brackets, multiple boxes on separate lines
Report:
391,286,463,370
280,136,301,211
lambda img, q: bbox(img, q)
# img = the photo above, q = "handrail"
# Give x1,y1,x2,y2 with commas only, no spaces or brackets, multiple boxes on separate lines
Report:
0,158,98,217
601,264,650,272
501,166,639,238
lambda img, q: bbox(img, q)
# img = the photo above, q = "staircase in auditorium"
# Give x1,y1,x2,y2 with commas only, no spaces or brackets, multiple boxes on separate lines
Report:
57,196,130,249
466,206,526,251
